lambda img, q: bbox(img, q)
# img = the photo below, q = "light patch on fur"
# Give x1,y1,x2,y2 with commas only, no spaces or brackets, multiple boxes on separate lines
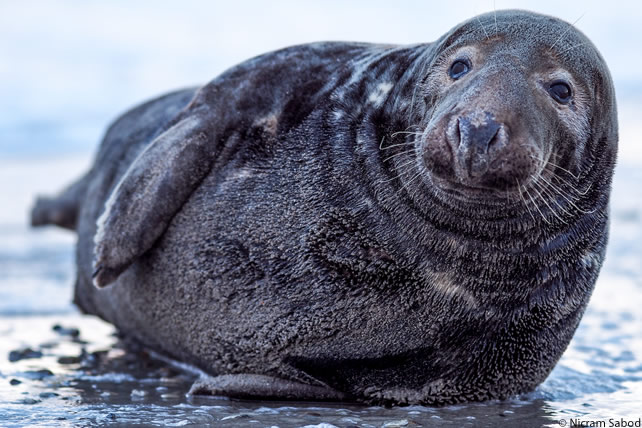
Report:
230,168,254,180
253,114,279,136
368,82,393,107
581,250,601,269
94,188,118,249
467,110,492,127
431,272,478,308
329,46,404,105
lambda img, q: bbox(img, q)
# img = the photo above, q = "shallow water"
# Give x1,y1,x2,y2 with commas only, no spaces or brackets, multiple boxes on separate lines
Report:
0,157,641,427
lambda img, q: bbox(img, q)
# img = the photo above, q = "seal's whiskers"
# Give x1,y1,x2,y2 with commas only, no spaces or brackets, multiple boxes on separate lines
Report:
383,149,416,163
542,165,591,196
375,158,417,184
559,42,588,55
397,169,423,195
409,60,430,120
516,179,537,223
551,172,592,196
533,177,571,222
542,172,597,214
529,153,580,180
539,173,579,202
494,1,499,35
493,0,499,35
390,131,423,138
530,178,567,224
525,185,551,224
537,160,591,196
549,12,586,51
379,141,417,151
476,16,491,40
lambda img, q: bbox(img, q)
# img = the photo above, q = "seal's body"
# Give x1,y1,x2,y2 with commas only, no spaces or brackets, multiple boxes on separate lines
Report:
32,10,617,405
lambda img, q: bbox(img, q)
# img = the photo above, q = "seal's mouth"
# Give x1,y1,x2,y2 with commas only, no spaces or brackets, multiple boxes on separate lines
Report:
429,174,514,204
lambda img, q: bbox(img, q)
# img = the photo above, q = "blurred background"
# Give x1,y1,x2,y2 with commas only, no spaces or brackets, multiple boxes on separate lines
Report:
0,0,641,425
1,0,641,159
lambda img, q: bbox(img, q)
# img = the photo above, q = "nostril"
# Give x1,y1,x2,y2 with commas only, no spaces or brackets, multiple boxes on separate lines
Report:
444,115,462,155
487,126,501,151
460,115,502,154
488,124,508,154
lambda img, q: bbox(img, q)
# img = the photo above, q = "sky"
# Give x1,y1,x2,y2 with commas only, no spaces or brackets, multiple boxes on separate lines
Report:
0,0,640,159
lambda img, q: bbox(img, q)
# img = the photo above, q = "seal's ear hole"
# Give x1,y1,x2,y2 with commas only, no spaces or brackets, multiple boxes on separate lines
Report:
549,80,573,104
449,59,471,79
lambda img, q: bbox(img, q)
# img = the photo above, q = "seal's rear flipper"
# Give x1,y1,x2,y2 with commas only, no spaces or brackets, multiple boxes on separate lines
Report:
31,175,88,231
92,114,215,288
188,374,348,401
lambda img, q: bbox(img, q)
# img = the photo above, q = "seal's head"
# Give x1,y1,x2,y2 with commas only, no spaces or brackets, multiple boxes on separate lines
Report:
417,10,617,211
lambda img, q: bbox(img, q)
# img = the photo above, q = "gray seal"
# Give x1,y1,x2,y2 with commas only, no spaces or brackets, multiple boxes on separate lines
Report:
31,10,617,405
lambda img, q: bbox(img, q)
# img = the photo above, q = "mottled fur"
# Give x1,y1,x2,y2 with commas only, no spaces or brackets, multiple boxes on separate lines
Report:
32,10,617,405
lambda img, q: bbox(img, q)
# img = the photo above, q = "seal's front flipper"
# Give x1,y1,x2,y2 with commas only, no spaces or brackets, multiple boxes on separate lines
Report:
92,114,215,288
31,175,88,231
188,374,348,401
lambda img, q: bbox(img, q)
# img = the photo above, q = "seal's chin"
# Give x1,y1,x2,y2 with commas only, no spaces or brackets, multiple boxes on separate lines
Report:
429,173,516,204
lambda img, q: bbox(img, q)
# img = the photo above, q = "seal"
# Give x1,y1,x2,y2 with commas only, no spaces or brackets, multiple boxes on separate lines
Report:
31,9,617,405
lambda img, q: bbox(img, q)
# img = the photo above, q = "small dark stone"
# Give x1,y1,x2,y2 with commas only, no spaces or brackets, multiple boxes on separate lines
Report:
9,378,21,385
23,369,54,380
39,341,58,349
52,324,80,338
107,413,117,420
58,355,82,365
22,398,41,405
8,348,43,362
39,391,59,398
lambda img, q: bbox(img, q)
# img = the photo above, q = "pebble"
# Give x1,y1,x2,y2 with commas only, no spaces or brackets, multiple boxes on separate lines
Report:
58,355,82,365
22,369,54,380
39,392,59,399
52,324,80,338
8,347,43,362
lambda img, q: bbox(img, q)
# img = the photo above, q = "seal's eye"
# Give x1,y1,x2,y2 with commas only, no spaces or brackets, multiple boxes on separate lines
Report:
549,81,572,104
449,60,470,79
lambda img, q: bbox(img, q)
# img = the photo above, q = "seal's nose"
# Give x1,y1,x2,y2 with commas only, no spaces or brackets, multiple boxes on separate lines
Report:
448,112,506,179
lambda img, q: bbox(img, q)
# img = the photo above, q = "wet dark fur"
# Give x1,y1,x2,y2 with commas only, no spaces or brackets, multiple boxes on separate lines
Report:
32,10,617,405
